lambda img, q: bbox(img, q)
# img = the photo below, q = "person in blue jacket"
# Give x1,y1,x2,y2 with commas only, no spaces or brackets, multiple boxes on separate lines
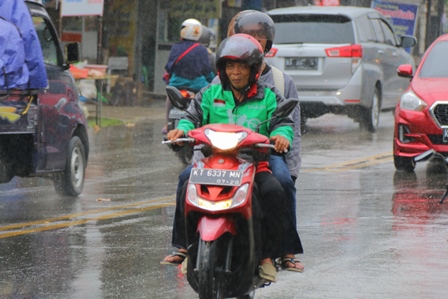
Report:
162,18,214,133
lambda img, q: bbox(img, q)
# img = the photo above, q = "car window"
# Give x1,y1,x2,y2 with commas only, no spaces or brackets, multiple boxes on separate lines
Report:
419,41,448,78
33,16,58,66
356,15,375,42
379,20,397,46
370,19,385,43
270,14,355,44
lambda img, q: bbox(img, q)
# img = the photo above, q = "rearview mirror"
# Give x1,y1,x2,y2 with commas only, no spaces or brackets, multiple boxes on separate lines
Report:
396,64,413,78
273,98,299,118
400,35,417,49
166,86,189,110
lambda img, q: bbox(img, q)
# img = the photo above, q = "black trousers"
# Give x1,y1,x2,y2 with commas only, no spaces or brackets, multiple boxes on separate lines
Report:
171,170,303,259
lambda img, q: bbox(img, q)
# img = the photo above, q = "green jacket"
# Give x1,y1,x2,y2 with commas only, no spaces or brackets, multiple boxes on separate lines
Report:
177,81,294,144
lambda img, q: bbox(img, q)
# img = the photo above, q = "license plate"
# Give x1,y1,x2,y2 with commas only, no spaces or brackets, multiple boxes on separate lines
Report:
443,129,448,143
285,57,318,70
189,168,243,186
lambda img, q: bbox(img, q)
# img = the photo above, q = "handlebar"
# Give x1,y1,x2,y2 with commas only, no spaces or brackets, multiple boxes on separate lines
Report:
161,137,195,144
162,139,288,153
255,143,288,153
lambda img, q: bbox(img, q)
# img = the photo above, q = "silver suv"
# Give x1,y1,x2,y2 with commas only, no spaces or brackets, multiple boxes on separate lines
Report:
265,6,416,132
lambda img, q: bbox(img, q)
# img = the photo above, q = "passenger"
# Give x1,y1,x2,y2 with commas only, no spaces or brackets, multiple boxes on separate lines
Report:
161,34,302,282
227,10,304,272
162,18,215,134
162,11,305,272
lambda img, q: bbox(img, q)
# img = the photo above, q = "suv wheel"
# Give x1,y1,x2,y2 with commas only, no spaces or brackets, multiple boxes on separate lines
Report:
54,136,86,196
394,155,416,172
360,87,380,133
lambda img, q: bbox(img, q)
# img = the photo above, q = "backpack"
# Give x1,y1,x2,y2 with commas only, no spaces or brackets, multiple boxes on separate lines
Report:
271,65,285,97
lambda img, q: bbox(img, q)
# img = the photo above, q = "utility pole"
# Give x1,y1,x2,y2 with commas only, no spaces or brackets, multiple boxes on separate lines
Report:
425,0,445,49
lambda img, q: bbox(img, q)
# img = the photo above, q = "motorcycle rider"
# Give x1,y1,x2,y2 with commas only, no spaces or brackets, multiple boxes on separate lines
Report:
162,18,215,134
163,10,304,272
227,10,304,272
162,33,302,282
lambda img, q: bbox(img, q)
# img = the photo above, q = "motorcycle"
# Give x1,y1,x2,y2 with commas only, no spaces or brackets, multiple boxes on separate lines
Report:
164,86,195,165
163,93,298,299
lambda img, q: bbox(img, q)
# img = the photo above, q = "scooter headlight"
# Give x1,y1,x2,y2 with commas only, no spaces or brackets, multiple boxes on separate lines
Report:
204,129,247,151
187,183,250,211
400,90,427,111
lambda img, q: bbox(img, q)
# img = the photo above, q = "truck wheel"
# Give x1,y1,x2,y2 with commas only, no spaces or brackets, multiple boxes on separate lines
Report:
394,155,415,172
54,136,86,196
360,87,380,133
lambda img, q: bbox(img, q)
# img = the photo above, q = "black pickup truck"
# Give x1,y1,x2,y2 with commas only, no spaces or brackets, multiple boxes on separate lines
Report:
0,0,89,196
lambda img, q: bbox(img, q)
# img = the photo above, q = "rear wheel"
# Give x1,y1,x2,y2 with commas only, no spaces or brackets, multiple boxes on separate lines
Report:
394,155,415,172
198,239,224,299
54,136,86,196
360,87,380,133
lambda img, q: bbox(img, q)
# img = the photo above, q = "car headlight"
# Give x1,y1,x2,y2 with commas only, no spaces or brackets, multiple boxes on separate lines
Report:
400,90,427,111
187,183,249,211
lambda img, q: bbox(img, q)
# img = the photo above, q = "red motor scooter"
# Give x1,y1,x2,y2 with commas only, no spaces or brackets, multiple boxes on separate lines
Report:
163,94,298,299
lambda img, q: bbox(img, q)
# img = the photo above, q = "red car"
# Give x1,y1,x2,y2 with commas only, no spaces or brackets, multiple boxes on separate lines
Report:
394,33,448,172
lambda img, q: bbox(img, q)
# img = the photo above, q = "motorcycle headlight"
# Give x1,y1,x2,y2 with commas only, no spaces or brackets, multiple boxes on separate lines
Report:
204,129,247,151
400,90,427,111
187,183,250,211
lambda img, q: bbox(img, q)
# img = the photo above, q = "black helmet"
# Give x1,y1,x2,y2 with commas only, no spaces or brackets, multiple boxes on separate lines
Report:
216,33,264,89
232,10,275,54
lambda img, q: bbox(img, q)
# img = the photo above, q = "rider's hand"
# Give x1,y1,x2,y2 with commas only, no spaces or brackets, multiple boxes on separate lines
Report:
167,129,185,145
270,135,290,153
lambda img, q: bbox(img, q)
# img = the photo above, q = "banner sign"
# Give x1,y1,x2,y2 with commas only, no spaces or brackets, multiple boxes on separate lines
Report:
61,0,104,17
371,0,419,37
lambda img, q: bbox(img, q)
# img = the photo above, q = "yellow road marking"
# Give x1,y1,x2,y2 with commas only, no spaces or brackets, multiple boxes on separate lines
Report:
302,152,392,173
0,199,175,239
0,152,393,238
0,196,174,232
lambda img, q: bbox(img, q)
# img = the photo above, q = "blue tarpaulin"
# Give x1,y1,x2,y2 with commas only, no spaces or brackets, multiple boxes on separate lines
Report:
0,0,47,89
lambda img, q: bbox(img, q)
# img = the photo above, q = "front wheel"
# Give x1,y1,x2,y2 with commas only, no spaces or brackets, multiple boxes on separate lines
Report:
198,239,224,299
54,136,86,196
394,155,415,172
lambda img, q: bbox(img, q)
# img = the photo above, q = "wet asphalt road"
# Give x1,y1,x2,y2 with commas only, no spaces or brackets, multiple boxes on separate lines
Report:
1,109,448,299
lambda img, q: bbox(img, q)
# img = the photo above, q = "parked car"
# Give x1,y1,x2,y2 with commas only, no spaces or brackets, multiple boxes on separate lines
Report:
265,6,417,132
0,0,89,196
393,33,448,172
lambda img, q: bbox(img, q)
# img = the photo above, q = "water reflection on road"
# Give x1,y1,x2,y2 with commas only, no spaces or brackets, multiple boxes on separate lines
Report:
1,113,448,298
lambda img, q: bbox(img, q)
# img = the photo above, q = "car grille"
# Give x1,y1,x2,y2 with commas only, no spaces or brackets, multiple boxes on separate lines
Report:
430,102,448,127
428,134,446,145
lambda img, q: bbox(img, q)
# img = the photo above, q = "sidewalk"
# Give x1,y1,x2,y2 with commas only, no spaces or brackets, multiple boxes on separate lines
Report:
84,99,166,124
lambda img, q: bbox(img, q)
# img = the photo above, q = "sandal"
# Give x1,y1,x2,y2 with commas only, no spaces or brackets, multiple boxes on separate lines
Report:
258,261,277,282
160,250,187,266
281,257,304,273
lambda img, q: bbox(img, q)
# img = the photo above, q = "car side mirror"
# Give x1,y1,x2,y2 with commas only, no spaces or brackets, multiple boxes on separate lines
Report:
397,64,413,78
400,35,417,48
